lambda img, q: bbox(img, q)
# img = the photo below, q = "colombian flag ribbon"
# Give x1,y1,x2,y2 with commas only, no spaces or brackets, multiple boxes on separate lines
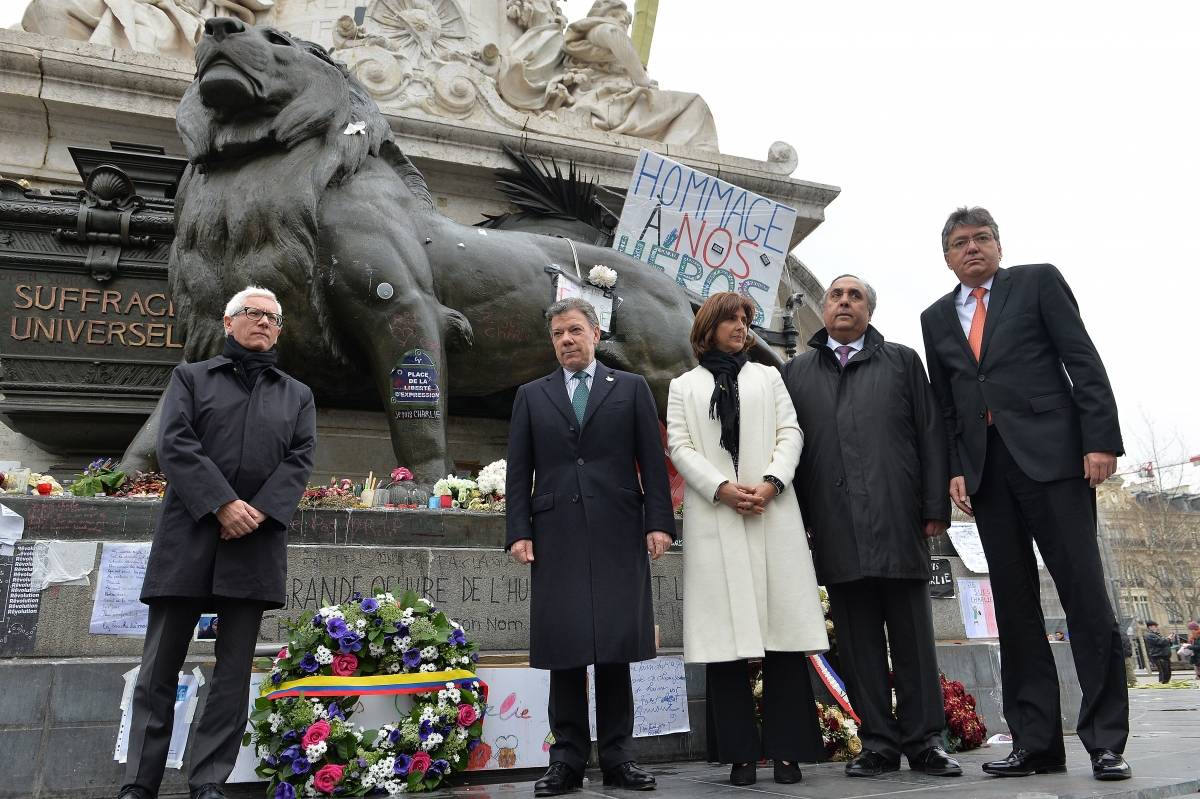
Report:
266,669,487,702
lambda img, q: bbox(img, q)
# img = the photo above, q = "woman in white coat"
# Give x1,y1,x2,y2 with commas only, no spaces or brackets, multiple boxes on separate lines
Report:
667,292,829,786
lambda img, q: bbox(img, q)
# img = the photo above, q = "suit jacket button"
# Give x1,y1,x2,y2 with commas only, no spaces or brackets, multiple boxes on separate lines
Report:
570,426,576,431
576,458,584,466
978,374,986,382
572,494,579,502
835,478,843,486
980,411,986,418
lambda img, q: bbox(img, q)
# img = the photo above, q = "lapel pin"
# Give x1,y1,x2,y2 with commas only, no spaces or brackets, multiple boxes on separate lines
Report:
605,376,614,382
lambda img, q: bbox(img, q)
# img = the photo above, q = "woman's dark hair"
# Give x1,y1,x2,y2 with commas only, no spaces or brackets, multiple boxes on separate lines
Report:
690,292,756,359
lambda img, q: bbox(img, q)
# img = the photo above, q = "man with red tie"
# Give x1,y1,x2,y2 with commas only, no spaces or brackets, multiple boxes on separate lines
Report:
920,207,1130,781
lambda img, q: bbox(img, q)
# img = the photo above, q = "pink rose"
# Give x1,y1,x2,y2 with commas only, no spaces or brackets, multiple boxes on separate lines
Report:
313,764,344,794
456,704,477,727
331,653,358,676
302,720,331,748
277,647,289,659
410,751,432,775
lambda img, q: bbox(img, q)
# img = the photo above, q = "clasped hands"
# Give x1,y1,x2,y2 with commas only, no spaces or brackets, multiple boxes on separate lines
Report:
510,530,673,565
216,499,267,540
717,480,777,515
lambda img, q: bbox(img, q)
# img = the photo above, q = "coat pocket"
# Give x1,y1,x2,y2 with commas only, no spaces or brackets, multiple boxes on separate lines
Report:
1029,392,1074,413
531,493,554,514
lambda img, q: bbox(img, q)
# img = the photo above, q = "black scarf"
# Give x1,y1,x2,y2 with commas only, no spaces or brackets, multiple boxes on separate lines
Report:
699,349,748,460
222,335,278,390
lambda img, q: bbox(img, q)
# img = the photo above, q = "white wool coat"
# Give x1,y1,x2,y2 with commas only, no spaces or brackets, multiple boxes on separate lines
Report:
667,362,829,663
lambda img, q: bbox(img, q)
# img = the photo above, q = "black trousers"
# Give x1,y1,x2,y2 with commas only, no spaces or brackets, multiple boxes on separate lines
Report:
125,597,265,794
704,651,825,764
971,426,1128,756
827,578,945,761
1153,657,1174,684
547,664,635,774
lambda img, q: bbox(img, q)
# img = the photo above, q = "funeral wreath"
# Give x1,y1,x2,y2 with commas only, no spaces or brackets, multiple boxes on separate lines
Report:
247,590,485,796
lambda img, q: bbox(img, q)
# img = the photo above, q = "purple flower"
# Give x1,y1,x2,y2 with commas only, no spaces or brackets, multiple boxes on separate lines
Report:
352,592,363,602
393,753,412,775
388,728,401,743
361,598,379,613
279,745,300,763
403,648,421,668
327,702,345,721
418,719,433,740
393,623,409,636
292,757,311,775
312,614,324,628
326,618,348,639
357,758,368,768
467,739,479,753
271,671,282,684
471,653,478,662
299,654,319,673
275,782,296,799
431,759,450,776
448,628,466,646
266,755,278,767
338,631,362,654
373,617,383,627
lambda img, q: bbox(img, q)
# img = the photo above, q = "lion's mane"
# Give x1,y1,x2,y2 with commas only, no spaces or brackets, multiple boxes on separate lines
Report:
171,29,430,373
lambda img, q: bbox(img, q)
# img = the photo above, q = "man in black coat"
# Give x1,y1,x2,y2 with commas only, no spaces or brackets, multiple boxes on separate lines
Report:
120,288,316,799
920,207,1130,781
781,275,959,779
1144,622,1174,684
506,297,675,796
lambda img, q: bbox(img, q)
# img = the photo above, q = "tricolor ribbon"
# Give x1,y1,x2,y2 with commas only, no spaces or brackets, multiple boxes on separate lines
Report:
809,654,860,724
265,669,487,702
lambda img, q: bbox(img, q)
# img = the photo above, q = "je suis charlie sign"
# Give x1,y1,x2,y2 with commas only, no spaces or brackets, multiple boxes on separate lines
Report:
612,149,796,327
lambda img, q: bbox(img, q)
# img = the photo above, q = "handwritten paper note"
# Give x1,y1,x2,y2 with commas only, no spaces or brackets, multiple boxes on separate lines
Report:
947,522,1044,574
90,543,151,635
958,579,999,638
588,656,690,740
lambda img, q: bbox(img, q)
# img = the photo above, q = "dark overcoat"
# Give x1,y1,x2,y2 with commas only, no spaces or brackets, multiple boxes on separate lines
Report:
141,356,317,608
920,264,1123,495
780,326,950,585
505,362,676,670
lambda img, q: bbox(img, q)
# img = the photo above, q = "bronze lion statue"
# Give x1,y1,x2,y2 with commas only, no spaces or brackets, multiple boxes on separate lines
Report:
122,16,699,483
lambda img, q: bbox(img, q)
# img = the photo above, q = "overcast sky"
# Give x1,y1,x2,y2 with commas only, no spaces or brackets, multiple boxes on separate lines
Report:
2,0,1195,475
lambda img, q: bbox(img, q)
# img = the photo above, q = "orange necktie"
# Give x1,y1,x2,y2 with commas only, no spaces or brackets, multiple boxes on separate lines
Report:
968,287,990,422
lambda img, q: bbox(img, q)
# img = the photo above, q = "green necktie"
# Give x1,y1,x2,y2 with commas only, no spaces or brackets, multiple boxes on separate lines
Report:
571,371,590,424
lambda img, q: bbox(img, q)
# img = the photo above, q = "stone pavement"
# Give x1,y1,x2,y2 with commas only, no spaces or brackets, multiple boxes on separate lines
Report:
432,689,1200,799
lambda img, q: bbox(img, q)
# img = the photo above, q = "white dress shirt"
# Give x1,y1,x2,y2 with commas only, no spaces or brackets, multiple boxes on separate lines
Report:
954,275,995,339
824,333,865,362
563,359,597,400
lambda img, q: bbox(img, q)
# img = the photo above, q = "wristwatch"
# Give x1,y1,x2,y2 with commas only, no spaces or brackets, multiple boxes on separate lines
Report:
763,475,785,495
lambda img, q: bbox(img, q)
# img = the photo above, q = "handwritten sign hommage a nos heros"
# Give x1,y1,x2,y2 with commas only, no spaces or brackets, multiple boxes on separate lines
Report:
612,149,797,327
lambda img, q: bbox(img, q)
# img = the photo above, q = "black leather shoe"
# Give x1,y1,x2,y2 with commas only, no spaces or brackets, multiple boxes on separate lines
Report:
535,762,582,796
602,761,656,790
981,749,1066,777
845,750,901,777
729,763,756,785
908,746,962,776
117,786,155,799
1090,749,1132,781
773,760,802,784
189,785,226,799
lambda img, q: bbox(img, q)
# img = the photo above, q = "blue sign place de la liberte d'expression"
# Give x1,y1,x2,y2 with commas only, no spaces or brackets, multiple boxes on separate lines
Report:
390,349,440,420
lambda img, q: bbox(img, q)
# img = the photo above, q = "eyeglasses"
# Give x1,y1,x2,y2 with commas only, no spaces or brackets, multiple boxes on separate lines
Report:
231,306,284,328
948,233,997,252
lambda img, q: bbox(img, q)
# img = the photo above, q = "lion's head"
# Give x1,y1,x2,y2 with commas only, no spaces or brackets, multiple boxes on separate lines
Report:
178,18,390,164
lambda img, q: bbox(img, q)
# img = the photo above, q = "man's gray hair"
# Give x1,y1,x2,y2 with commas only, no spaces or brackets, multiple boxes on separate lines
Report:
224,285,282,318
545,297,599,332
941,206,1000,253
822,274,877,314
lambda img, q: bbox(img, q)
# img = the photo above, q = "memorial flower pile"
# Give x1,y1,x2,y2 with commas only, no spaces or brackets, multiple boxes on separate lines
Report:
112,471,167,498
940,673,986,752
431,475,477,506
299,478,362,509
248,589,484,795
432,460,507,512
816,702,862,761
69,458,126,497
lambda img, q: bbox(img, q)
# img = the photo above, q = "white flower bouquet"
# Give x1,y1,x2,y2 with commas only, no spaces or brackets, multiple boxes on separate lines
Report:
587,265,618,289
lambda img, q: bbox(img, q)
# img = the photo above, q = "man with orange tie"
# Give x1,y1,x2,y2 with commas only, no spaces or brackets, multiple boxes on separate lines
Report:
920,207,1130,781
